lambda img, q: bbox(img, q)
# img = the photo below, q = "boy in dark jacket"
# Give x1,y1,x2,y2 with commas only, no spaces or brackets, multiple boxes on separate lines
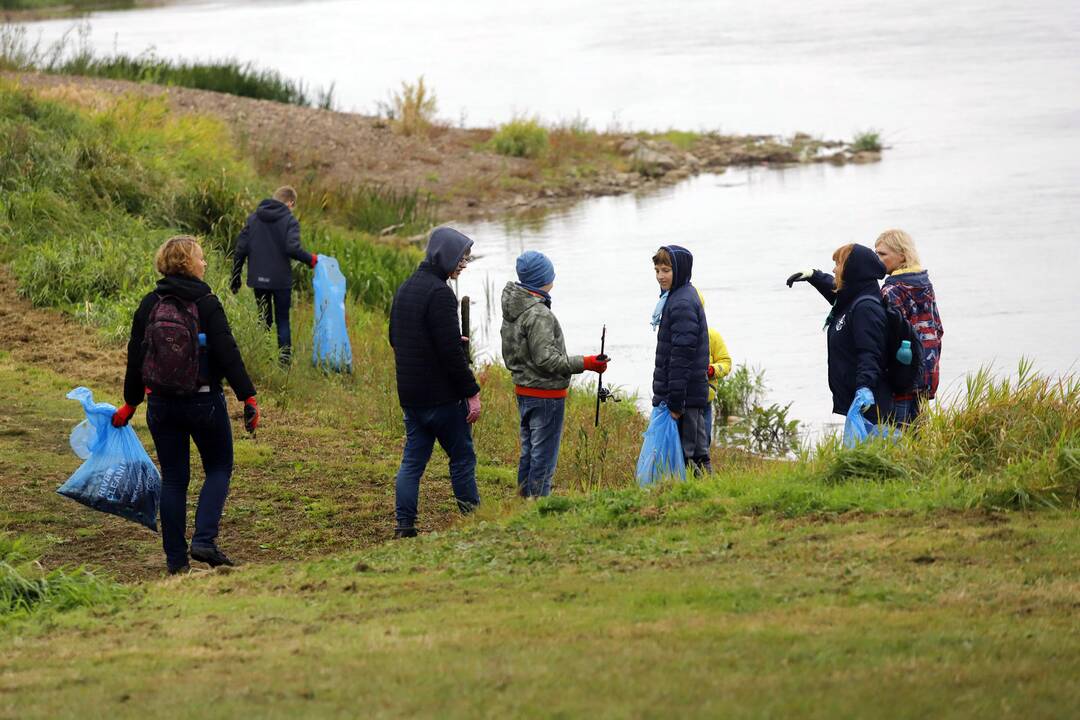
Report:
230,186,317,363
388,227,482,537
651,246,711,474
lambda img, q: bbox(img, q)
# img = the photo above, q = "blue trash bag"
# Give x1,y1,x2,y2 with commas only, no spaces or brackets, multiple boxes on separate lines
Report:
635,403,687,486
842,399,902,448
57,387,161,532
312,255,353,372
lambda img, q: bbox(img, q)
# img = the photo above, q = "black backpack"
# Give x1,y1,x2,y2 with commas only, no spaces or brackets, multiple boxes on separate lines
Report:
852,294,924,395
142,293,207,395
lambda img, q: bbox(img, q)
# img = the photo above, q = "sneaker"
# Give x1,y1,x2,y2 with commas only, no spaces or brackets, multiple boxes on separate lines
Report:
167,563,190,576
394,527,418,539
190,545,235,567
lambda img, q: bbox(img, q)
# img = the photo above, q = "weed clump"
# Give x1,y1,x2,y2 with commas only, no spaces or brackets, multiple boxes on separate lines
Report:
0,535,122,623
852,130,882,152
491,117,550,159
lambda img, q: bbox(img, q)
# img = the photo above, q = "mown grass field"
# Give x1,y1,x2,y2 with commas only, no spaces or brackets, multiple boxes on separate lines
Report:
0,78,1078,718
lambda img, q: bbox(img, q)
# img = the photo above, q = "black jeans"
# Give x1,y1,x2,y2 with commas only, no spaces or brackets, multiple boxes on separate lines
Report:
147,392,234,569
253,287,292,361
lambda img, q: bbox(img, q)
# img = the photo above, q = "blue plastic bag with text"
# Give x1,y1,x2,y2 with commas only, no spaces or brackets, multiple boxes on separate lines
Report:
636,403,686,486
312,255,353,372
57,387,161,531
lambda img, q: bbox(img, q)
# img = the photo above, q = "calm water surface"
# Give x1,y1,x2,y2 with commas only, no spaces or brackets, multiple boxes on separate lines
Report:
25,0,1080,428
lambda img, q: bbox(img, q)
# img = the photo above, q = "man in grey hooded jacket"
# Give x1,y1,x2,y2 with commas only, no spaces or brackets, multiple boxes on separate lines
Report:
388,227,481,537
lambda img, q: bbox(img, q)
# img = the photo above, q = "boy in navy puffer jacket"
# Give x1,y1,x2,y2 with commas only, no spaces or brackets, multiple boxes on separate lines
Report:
650,246,711,474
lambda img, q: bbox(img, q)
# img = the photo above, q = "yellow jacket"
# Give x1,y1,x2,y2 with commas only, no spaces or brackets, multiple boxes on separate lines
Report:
707,328,732,402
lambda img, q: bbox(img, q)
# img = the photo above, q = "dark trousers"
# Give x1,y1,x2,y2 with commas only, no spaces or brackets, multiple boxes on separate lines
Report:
253,288,292,361
516,395,566,497
147,392,234,569
677,406,712,475
394,400,479,531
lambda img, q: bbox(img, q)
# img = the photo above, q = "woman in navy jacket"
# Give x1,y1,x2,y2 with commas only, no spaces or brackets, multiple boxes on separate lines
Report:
788,244,894,424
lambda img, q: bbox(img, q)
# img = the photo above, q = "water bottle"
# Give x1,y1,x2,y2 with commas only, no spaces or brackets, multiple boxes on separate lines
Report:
896,339,913,365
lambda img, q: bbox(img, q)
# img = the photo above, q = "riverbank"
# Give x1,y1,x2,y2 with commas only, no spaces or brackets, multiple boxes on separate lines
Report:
0,1,161,23
4,70,881,223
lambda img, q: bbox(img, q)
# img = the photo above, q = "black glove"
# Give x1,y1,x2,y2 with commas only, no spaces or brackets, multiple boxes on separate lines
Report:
230,279,241,295
786,269,814,288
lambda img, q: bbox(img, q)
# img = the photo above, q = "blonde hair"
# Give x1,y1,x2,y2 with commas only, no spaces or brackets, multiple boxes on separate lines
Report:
273,186,297,205
652,247,672,267
831,244,855,291
874,229,920,268
155,235,203,277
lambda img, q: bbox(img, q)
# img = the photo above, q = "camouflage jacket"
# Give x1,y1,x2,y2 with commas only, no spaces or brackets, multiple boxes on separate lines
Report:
500,282,584,390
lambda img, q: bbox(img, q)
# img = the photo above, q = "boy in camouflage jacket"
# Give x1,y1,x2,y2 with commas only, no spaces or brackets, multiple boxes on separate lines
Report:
501,251,608,497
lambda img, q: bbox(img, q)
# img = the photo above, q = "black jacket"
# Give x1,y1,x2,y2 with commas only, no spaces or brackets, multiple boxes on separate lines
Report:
388,228,480,408
231,199,313,291
651,245,709,413
808,245,893,421
124,275,256,405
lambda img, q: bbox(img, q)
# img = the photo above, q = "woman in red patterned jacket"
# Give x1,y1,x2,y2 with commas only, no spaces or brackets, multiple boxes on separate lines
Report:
874,229,944,425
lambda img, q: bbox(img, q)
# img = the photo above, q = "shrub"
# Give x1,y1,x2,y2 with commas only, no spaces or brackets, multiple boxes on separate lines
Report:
491,117,550,159
384,76,438,137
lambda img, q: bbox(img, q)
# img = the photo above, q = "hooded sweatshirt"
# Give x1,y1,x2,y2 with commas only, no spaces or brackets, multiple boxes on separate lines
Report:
651,245,709,412
882,269,943,398
124,274,256,405
231,199,313,290
388,227,480,408
500,282,584,395
820,245,893,420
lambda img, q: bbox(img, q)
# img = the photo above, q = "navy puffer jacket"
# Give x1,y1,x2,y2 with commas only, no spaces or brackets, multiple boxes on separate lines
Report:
809,244,894,422
651,245,709,412
388,228,480,408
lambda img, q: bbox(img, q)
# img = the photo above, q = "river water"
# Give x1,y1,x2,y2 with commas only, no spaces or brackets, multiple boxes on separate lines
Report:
23,0,1080,429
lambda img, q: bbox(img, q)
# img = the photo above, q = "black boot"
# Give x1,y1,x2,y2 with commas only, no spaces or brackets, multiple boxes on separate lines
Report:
394,527,418,539
190,545,235,567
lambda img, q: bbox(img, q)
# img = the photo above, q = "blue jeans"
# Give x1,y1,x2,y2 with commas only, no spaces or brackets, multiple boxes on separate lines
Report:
253,288,292,360
893,394,923,427
516,396,566,497
146,392,233,569
395,400,479,531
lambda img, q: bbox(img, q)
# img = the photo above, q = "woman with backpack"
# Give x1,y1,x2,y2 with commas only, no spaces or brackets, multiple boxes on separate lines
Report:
785,243,894,425
111,235,260,575
874,230,944,425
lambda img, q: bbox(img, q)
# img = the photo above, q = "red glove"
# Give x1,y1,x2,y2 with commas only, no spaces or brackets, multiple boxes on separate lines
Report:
707,365,716,379
583,355,608,373
111,403,136,428
310,254,318,269
243,397,260,434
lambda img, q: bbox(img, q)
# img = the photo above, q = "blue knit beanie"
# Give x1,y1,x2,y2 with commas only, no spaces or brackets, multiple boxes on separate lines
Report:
515,250,555,290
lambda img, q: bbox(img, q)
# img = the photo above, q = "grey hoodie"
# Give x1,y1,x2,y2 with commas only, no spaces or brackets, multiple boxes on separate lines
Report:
500,282,584,390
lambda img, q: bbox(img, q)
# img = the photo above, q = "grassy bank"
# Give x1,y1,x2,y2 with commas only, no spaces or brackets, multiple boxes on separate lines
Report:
0,23,334,107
